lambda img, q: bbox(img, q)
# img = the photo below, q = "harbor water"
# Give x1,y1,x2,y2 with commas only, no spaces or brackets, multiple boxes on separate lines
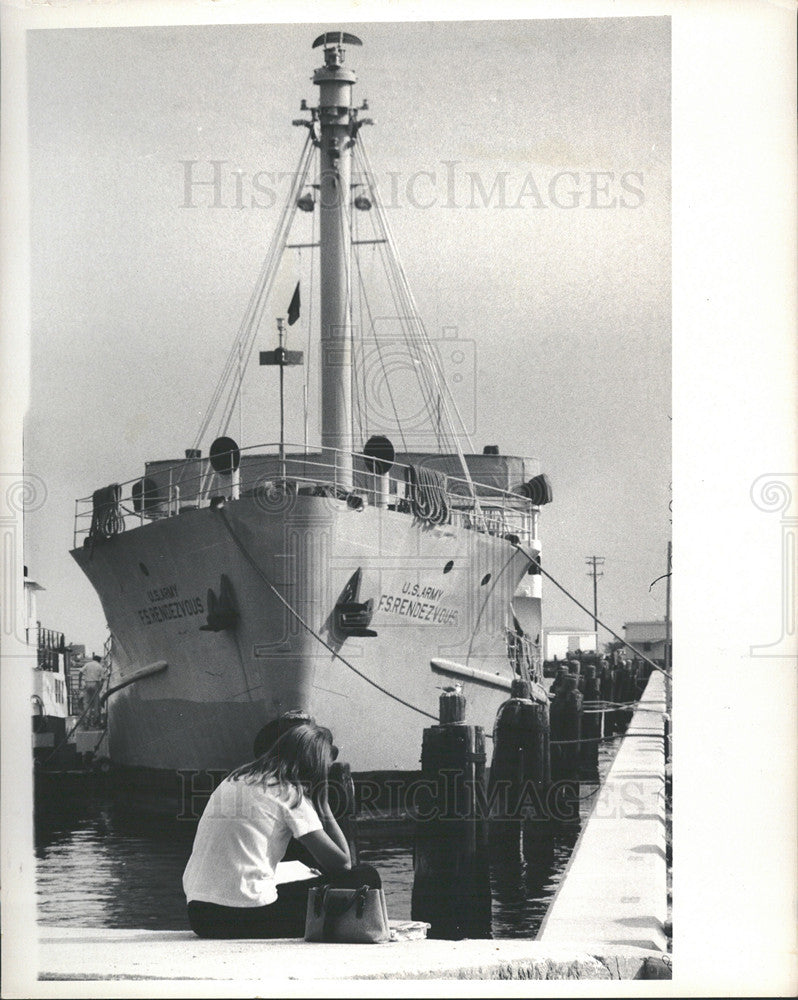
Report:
35,739,619,938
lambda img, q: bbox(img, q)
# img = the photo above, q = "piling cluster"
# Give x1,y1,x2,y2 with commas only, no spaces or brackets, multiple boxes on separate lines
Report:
410,654,654,939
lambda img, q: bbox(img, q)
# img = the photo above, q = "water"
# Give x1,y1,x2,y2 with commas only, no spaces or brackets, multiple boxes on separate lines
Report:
35,740,618,937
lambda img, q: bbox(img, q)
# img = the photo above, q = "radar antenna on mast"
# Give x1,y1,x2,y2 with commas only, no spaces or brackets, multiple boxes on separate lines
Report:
311,31,363,49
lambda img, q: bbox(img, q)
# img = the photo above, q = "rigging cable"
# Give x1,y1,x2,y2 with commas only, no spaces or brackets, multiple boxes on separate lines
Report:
192,133,312,451
351,238,410,455
303,155,318,453
358,139,476,455
512,540,672,679
218,137,313,434
363,176,449,453
193,137,316,499
358,140,485,523
218,138,316,436
355,146,451,454
350,195,366,444
191,133,315,455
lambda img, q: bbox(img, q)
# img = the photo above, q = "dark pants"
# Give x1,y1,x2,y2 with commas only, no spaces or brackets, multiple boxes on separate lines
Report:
187,864,381,939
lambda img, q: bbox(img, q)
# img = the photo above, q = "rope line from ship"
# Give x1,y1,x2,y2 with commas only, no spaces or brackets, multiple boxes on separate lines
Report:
511,541,672,680
216,508,440,724
217,510,669,751
48,537,666,771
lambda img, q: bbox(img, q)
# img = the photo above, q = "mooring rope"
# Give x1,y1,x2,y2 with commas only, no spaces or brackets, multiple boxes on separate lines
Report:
216,509,439,723
214,510,667,747
512,541,672,679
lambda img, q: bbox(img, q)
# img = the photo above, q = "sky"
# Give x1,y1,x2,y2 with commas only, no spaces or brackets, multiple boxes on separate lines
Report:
24,17,671,653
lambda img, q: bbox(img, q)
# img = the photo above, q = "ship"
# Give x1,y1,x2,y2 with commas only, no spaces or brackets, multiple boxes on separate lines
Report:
70,31,552,805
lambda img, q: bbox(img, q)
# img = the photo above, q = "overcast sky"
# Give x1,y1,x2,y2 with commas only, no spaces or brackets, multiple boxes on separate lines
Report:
25,17,670,652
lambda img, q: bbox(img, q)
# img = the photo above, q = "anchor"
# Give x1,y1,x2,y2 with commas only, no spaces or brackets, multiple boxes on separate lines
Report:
200,573,238,632
333,567,377,638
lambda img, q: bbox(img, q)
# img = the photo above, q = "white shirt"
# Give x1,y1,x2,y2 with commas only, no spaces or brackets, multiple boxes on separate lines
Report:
80,661,104,685
182,776,322,907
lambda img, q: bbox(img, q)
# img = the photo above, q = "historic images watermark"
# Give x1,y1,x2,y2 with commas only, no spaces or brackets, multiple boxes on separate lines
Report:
179,160,646,211
1,473,49,651
240,307,489,664
750,474,798,657
353,319,476,441
175,768,652,825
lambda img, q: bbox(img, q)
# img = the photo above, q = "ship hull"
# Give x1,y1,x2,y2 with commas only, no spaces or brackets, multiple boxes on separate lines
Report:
72,494,540,785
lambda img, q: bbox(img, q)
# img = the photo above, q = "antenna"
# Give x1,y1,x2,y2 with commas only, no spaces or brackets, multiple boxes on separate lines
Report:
260,318,304,482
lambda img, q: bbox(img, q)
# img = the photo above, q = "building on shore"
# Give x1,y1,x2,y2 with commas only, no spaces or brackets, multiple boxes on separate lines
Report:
622,620,668,666
544,627,598,661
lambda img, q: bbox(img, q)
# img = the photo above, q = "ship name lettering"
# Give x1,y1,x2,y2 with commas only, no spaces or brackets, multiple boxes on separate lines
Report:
136,595,205,626
400,582,443,601
377,593,458,626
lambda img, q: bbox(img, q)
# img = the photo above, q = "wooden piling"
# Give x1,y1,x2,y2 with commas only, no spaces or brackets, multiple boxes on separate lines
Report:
411,689,491,939
579,665,601,783
551,665,569,697
614,661,634,730
550,675,583,783
488,678,551,851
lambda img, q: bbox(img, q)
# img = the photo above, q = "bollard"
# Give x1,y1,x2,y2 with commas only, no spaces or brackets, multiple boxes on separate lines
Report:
411,689,491,939
579,665,601,783
550,675,583,783
488,678,551,853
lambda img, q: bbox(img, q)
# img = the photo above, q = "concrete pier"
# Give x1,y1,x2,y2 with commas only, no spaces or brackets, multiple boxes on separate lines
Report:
32,673,670,985
37,926,667,982
538,669,668,951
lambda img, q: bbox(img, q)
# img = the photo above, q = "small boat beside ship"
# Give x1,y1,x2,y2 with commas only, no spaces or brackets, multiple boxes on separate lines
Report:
70,31,553,806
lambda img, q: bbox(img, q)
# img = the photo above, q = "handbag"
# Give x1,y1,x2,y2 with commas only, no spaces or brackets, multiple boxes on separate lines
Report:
304,884,390,943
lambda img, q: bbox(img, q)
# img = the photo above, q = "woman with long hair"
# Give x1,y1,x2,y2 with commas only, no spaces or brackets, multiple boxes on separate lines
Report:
183,722,380,938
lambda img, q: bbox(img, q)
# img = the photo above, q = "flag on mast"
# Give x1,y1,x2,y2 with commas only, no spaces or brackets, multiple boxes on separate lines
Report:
287,282,301,326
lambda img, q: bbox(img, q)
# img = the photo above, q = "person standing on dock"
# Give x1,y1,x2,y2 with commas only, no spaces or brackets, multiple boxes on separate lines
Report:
79,655,105,728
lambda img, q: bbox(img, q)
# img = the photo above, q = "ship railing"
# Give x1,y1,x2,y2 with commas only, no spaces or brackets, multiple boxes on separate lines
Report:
73,442,539,547
31,623,66,672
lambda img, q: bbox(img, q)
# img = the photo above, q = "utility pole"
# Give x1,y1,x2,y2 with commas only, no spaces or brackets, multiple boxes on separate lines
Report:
585,555,605,637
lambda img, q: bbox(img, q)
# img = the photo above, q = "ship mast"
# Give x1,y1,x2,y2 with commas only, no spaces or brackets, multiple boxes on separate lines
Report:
312,32,364,491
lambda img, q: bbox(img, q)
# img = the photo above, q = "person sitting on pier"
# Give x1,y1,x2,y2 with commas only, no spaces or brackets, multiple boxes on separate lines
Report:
252,709,313,760
183,722,380,939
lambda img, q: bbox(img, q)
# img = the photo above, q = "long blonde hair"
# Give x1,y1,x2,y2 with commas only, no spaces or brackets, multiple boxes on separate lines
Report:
228,723,334,805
